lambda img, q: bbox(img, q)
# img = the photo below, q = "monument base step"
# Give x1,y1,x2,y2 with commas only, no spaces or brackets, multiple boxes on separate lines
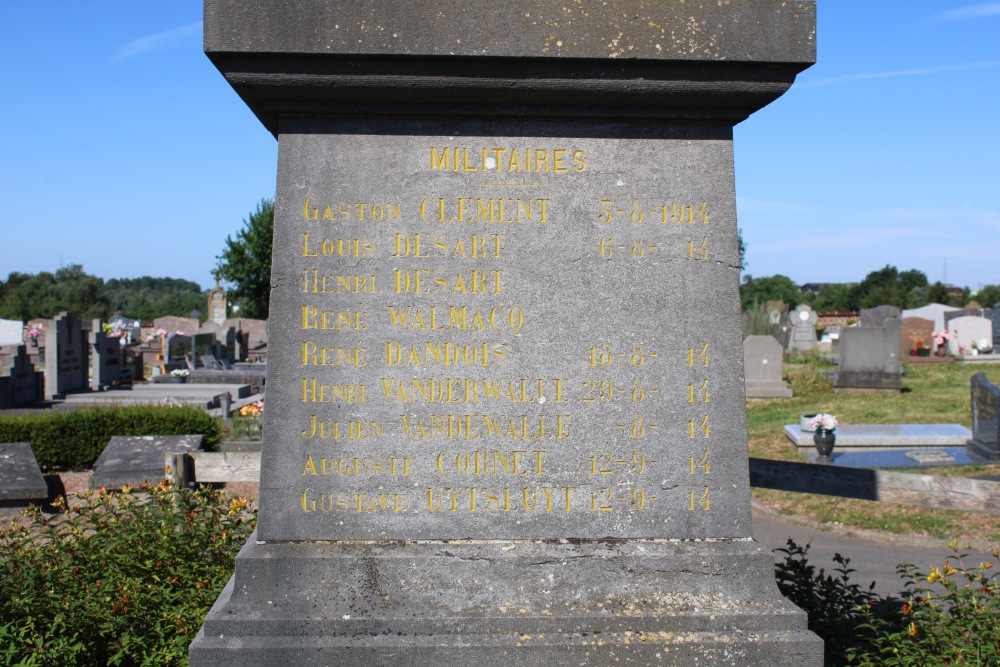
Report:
189,534,822,666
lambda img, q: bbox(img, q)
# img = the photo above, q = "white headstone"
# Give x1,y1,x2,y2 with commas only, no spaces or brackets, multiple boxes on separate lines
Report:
947,315,993,355
0,319,23,346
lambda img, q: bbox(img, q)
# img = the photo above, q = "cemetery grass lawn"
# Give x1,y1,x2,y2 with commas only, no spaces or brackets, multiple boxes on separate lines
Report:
748,360,1000,544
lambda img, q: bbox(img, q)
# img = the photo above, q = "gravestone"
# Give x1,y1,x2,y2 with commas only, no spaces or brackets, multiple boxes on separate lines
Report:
89,434,204,490
900,316,934,357
0,345,45,408
208,276,228,325
944,307,984,329
0,443,48,504
860,305,900,328
787,304,819,353
985,308,1000,350
224,318,268,361
44,312,88,399
191,332,218,367
744,335,792,398
0,319,24,346
947,315,993,354
902,303,959,334
164,333,193,368
835,319,902,392
107,315,142,344
968,373,1000,462
90,319,124,390
191,1,820,665
152,316,199,337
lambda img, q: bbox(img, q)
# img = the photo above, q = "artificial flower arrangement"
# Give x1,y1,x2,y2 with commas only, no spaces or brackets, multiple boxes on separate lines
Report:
932,329,953,346
170,369,191,378
809,413,838,432
239,400,264,418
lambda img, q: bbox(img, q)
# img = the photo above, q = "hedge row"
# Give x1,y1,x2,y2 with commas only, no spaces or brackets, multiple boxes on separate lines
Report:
0,406,222,471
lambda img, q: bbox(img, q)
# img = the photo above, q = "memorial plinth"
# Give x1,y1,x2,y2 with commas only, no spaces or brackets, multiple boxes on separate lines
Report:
192,1,820,664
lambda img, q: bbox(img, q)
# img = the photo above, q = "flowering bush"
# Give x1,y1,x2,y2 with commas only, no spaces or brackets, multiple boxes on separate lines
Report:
810,413,838,431
0,480,255,666
776,539,1000,666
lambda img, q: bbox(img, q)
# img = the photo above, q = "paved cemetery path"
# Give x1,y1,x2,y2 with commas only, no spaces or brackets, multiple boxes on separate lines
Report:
752,503,997,597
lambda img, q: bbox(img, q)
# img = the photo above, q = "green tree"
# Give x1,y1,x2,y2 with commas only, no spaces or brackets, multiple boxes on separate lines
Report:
104,276,205,322
0,265,108,321
215,199,274,319
810,283,853,312
847,265,928,310
974,284,1000,308
740,274,799,311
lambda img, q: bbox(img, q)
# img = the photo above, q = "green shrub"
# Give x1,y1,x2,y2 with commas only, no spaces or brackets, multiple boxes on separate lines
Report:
0,406,222,471
775,540,1000,666
0,481,255,667
847,542,1000,666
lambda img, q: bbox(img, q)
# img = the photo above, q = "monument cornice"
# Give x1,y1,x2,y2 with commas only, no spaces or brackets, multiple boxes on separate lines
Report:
206,0,815,135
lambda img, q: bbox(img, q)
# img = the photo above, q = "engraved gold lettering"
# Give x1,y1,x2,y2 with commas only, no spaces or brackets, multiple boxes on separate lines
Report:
399,414,570,440
301,415,385,439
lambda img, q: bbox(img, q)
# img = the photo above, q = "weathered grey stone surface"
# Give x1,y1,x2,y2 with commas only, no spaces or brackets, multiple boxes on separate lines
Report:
44,312,88,399
785,423,972,450
744,335,792,398
192,1,821,664
89,319,124,390
787,304,818,353
835,319,902,392
89,434,204,490
860,305,900,328
968,373,1000,462
0,443,48,502
0,344,44,408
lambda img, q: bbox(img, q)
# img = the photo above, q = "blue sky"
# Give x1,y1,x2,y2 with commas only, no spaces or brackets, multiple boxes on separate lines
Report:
1,2,998,291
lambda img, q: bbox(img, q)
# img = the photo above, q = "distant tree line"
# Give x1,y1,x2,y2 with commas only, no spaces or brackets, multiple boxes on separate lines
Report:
740,264,1000,313
0,265,206,322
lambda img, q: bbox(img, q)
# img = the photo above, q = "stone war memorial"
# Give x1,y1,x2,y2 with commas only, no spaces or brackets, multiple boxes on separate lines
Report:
192,1,820,664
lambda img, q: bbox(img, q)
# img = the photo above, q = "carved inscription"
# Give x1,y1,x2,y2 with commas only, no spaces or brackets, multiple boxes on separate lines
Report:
280,136,731,535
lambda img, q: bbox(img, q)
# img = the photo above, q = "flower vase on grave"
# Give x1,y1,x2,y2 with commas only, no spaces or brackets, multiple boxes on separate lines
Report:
813,429,835,464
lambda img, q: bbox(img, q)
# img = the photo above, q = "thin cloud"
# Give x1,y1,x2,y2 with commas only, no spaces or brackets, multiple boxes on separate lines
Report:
798,60,1000,88
113,22,202,61
932,3,1000,21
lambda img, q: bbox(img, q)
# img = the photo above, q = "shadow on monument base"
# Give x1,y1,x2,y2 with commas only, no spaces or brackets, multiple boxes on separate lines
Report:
190,536,822,665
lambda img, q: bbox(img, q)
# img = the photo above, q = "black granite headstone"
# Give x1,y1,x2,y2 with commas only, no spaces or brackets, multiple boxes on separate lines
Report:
968,373,1000,462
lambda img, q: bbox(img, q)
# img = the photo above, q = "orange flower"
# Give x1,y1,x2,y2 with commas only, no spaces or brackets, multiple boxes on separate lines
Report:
907,622,918,637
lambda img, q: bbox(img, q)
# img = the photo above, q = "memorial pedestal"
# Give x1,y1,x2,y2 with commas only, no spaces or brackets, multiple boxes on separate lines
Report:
194,1,821,664
192,537,818,665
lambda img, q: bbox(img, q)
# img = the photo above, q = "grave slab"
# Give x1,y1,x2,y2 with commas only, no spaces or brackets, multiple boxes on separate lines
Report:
0,443,48,503
804,447,975,469
89,434,204,490
786,424,972,451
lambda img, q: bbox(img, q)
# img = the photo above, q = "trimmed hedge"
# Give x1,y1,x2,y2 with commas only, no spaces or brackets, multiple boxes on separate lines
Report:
0,406,222,471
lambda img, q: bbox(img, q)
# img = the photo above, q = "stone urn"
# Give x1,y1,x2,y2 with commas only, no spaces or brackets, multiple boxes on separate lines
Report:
813,429,836,464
